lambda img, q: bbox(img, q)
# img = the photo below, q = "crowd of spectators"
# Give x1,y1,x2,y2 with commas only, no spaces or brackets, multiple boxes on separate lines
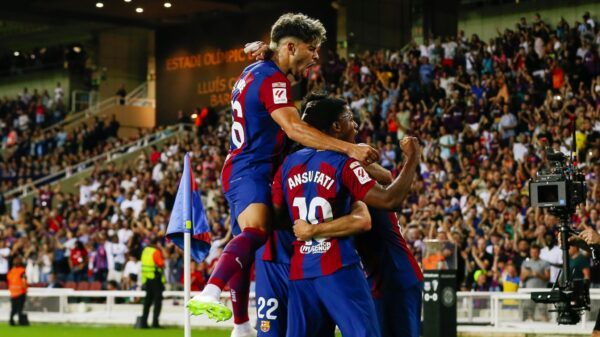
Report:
0,82,174,207
0,128,232,294
311,12,600,296
0,13,599,310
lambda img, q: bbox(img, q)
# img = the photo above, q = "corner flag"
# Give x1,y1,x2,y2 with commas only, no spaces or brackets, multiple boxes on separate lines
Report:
166,152,211,262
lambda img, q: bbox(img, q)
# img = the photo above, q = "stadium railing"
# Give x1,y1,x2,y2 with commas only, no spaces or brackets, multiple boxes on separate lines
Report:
1,288,599,333
2,123,193,202
1,82,153,157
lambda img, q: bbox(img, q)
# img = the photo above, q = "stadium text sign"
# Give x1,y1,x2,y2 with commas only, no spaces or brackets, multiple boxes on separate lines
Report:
155,6,334,125
163,48,254,107
165,48,252,71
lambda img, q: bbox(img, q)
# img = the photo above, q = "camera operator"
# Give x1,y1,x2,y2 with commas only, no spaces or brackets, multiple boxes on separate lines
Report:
561,227,600,337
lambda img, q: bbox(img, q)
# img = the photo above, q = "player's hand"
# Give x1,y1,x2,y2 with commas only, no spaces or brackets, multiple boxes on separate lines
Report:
244,41,269,60
293,219,315,241
578,226,600,246
348,143,379,166
400,137,420,158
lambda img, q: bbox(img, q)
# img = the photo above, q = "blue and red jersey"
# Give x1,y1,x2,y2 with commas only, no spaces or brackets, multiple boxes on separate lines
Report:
258,167,298,265
356,208,424,296
221,60,295,193
275,148,377,280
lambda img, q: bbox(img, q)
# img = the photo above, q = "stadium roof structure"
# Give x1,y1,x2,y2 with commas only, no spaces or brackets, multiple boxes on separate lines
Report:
0,0,245,49
0,0,245,26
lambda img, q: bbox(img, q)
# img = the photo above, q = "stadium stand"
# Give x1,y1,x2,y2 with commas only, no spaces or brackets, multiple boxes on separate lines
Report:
0,13,598,302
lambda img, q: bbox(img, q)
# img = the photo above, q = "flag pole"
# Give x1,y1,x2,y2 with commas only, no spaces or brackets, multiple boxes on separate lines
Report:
184,221,191,337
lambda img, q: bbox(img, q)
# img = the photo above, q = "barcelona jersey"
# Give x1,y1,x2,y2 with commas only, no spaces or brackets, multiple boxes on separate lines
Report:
276,148,376,280
221,60,295,193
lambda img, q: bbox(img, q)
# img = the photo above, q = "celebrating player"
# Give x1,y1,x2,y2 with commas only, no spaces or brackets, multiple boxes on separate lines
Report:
291,93,424,337
187,13,379,337
273,94,420,337
355,208,424,337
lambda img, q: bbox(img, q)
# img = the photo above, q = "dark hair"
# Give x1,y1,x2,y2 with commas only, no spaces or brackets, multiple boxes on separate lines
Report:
270,13,327,47
301,92,347,132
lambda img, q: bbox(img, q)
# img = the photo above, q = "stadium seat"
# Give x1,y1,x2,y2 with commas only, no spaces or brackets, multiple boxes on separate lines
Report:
77,281,90,291
90,281,102,291
64,281,77,290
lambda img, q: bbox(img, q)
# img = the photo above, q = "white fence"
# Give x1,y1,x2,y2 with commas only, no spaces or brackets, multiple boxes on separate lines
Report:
1,288,600,334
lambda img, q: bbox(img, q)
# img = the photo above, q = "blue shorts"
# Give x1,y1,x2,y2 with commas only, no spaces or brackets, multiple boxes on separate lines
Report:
254,258,334,337
373,281,423,337
224,175,272,235
255,258,289,337
286,264,380,337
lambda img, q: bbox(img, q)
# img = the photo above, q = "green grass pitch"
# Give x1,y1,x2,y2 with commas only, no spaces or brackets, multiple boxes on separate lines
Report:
0,324,345,337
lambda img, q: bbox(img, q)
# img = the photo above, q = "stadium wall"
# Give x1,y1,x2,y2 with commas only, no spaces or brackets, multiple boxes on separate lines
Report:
97,28,151,102
343,0,412,52
459,0,600,40
155,2,336,125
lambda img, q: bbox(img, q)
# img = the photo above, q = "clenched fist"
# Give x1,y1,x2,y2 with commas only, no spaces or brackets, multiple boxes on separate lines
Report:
400,137,420,158
293,219,315,241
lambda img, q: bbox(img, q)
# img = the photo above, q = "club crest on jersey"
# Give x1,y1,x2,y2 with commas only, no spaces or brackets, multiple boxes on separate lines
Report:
272,88,287,104
260,320,270,332
350,161,372,185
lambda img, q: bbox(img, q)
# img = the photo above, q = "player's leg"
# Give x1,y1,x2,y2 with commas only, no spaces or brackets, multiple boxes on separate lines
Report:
381,281,423,337
209,203,269,289
286,278,328,337
317,265,381,337
228,267,254,337
189,177,269,322
255,259,289,337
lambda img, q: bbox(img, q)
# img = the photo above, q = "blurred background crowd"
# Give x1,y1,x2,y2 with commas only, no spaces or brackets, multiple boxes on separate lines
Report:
0,12,599,302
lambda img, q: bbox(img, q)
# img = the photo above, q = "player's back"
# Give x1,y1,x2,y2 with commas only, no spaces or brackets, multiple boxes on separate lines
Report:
279,148,366,280
221,60,295,192
356,208,423,293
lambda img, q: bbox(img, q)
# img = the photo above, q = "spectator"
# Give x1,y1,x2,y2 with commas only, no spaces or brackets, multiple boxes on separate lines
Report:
569,245,591,282
0,240,9,282
540,234,562,286
521,244,550,321
54,82,64,102
123,253,141,290
46,273,63,289
69,241,88,282
116,84,127,105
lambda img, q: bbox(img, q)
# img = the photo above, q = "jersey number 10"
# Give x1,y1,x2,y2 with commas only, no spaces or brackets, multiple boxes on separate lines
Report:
293,197,333,243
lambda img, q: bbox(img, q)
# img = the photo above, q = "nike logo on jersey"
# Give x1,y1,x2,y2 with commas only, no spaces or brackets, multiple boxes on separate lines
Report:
235,257,243,268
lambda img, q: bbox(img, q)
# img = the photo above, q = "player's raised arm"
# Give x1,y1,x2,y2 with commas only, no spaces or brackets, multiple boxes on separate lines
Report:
363,163,393,185
256,14,379,165
293,201,371,241
360,137,420,210
271,107,379,165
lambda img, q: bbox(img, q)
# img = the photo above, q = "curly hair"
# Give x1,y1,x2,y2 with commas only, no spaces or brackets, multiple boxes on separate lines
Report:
301,91,346,133
269,13,327,50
